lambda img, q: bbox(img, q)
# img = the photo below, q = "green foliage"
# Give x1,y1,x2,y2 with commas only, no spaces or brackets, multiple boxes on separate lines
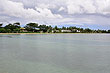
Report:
48,25,53,33
5,29,11,33
0,24,3,28
84,28,92,33
39,25,48,32
54,26,58,30
13,28,20,33
62,26,66,30
108,30,110,33
4,23,20,33
5,24,14,31
13,22,20,26
0,28,6,33
101,30,107,33
0,22,109,33
24,23,38,32
59,28,62,33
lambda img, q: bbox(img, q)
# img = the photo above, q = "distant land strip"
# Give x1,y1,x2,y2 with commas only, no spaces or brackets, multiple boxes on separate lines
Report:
0,22,110,33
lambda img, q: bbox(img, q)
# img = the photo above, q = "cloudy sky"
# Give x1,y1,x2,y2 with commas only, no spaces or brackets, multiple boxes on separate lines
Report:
0,0,110,29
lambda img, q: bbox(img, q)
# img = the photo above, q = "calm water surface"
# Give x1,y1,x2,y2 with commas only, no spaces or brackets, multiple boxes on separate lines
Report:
0,34,110,73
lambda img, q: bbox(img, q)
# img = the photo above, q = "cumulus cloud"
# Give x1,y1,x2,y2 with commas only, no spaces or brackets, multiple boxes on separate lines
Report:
0,0,62,20
58,7,66,12
2,0,110,15
10,0,110,15
37,3,56,9
66,0,110,14
0,0,110,29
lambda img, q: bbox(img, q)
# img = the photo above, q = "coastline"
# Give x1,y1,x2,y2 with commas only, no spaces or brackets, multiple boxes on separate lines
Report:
0,33,109,35
0,33,41,34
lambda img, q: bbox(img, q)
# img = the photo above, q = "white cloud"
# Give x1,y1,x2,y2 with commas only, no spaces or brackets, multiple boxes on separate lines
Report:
66,0,110,15
0,0,110,29
6,0,110,15
35,7,62,19
0,0,62,20
37,3,56,9
58,7,66,12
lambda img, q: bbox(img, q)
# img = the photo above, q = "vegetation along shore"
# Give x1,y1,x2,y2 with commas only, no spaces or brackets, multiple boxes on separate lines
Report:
0,22,110,33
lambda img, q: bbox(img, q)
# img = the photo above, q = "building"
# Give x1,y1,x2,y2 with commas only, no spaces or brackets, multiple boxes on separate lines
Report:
76,30,80,32
52,30,60,33
20,28,27,32
72,29,80,33
61,30,72,33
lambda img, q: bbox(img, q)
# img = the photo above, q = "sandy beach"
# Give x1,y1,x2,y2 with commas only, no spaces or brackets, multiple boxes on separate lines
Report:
0,33,51,35
0,33,109,35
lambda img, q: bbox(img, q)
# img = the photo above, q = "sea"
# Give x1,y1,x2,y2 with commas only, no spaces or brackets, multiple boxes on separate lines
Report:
0,34,110,73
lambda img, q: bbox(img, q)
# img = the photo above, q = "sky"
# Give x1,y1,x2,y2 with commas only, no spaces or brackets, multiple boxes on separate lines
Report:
0,0,110,30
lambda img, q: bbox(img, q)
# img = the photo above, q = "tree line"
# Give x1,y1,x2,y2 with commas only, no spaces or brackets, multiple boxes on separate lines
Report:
0,22,110,33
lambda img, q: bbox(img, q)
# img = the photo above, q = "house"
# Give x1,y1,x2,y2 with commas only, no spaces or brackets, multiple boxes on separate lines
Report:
20,28,27,32
34,28,44,33
76,30,80,32
61,30,72,33
72,29,80,33
52,30,60,33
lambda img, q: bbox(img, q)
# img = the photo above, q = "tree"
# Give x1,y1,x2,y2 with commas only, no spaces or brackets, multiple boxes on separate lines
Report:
5,24,15,31
108,30,110,33
39,25,48,32
5,29,11,33
13,28,20,33
0,28,6,33
101,30,107,33
79,28,84,33
24,23,38,32
84,28,92,33
54,26,58,30
13,22,20,26
62,26,66,30
59,28,62,33
96,29,102,33
48,25,53,33
68,27,73,30
4,23,21,33
13,22,20,28
0,23,3,28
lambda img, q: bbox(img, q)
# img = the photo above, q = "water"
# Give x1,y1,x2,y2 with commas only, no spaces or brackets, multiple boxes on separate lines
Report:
0,34,110,73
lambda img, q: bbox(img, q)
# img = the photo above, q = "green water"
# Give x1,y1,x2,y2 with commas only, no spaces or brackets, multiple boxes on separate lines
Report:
0,34,110,73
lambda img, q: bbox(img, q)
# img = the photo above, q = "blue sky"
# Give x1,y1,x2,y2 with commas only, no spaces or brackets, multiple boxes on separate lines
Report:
0,0,110,30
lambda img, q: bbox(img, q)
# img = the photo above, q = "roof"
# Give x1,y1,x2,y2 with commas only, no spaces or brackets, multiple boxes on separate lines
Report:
20,28,26,30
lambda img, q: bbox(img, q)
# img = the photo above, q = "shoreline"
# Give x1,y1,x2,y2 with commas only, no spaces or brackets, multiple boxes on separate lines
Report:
0,33,109,35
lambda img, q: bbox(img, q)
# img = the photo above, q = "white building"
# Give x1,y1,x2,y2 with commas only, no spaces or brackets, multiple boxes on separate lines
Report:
61,30,72,33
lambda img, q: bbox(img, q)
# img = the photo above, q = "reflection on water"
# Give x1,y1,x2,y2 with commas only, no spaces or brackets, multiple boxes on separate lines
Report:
0,34,110,73
0,35,12,38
